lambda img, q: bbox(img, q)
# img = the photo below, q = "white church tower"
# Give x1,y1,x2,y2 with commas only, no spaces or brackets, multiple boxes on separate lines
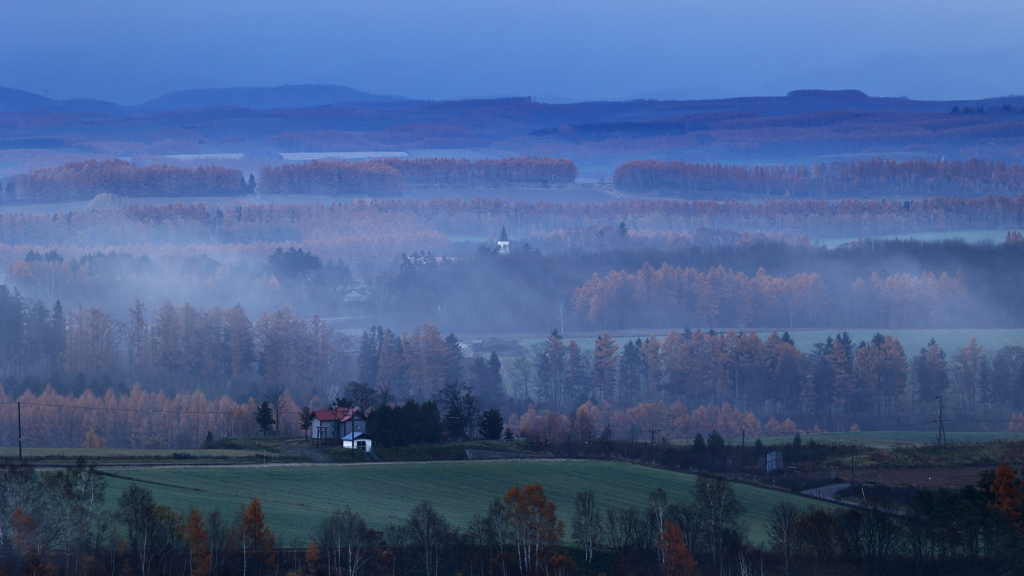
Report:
497,226,510,255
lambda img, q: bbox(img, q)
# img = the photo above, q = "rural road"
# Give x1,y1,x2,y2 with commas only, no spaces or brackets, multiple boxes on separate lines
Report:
803,483,850,500
801,483,906,516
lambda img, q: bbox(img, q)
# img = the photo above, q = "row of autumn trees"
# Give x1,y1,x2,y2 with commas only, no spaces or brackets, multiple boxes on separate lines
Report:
4,190,1022,249
15,160,247,201
258,157,578,195
572,262,968,329
3,306,1023,448
0,197,1021,294
0,385,299,448
613,157,1024,196
14,157,579,201
3,329,1019,449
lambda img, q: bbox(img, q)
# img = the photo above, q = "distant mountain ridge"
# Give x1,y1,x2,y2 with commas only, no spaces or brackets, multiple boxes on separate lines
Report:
0,87,59,113
0,84,405,114
136,84,406,110
1,84,1022,117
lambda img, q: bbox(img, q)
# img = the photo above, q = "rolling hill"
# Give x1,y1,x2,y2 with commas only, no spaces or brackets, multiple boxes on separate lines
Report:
137,84,406,110
99,460,835,545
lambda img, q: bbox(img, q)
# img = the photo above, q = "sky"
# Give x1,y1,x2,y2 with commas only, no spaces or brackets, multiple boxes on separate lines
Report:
2,0,1023,104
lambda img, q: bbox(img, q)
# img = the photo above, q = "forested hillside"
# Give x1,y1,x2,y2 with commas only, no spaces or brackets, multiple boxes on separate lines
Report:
5,90,1024,183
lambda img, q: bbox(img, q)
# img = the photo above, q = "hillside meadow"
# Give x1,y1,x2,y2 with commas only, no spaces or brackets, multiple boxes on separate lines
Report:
514,329,1024,356
98,459,836,546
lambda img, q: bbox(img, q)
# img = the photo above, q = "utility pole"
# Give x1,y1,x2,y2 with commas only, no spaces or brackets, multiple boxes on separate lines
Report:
850,444,855,484
18,401,22,460
935,395,947,447
649,428,660,463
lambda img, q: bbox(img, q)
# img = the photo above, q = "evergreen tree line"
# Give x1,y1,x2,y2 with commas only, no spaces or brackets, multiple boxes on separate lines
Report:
520,329,1024,431
0,288,341,398
364,400,445,447
355,324,505,406
356,323,1024,434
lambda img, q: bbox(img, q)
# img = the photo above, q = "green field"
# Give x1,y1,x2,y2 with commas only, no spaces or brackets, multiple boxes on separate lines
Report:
511,329,1024,356
782,329,1024,355
99,460,833,546
0,447,259,459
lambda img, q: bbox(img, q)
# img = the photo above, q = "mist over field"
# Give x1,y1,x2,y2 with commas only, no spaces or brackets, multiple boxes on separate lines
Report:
5,4,1024,576
1,0,1024,458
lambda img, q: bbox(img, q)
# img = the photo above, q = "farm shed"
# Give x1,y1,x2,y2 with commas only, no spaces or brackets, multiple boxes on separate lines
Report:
340,432,373,452
312,408,367,446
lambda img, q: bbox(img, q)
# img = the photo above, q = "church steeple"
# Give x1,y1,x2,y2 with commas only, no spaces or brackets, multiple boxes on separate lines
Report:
498,226,510,254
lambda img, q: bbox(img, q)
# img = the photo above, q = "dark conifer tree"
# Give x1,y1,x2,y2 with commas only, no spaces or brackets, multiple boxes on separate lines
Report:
478,408,504,440
915,338,950,400
357,326,384,384
443,332,464,384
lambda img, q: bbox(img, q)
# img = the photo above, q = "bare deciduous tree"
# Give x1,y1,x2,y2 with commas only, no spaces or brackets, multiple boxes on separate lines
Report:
344,381,380,413
314,507,378,576
571,489,602,563
767,502,799,576
404,501,452,576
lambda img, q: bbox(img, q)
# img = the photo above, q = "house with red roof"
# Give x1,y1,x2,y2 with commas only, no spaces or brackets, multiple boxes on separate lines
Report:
311,407,371,451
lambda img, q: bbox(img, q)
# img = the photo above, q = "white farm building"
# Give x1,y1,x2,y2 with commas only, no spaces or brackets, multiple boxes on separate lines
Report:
311,408,372,451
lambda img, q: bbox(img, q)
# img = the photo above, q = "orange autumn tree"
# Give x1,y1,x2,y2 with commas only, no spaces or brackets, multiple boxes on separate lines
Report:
11,506,44,557
185,508,212,576
503,484,564,576
231,498,276,576
659,520,699,576
304,540,320,576
989,464,1023,532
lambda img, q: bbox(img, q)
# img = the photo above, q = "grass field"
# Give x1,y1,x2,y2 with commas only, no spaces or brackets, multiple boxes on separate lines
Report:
0,447,260,459
511,329,1024,356
782,329,1024,355
99,460,834,546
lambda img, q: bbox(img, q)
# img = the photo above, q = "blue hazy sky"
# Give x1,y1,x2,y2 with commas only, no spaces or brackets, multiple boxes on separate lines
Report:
3,0,1023,104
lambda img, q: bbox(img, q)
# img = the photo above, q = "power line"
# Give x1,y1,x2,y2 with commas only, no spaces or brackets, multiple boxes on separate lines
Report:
0,400,303,416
